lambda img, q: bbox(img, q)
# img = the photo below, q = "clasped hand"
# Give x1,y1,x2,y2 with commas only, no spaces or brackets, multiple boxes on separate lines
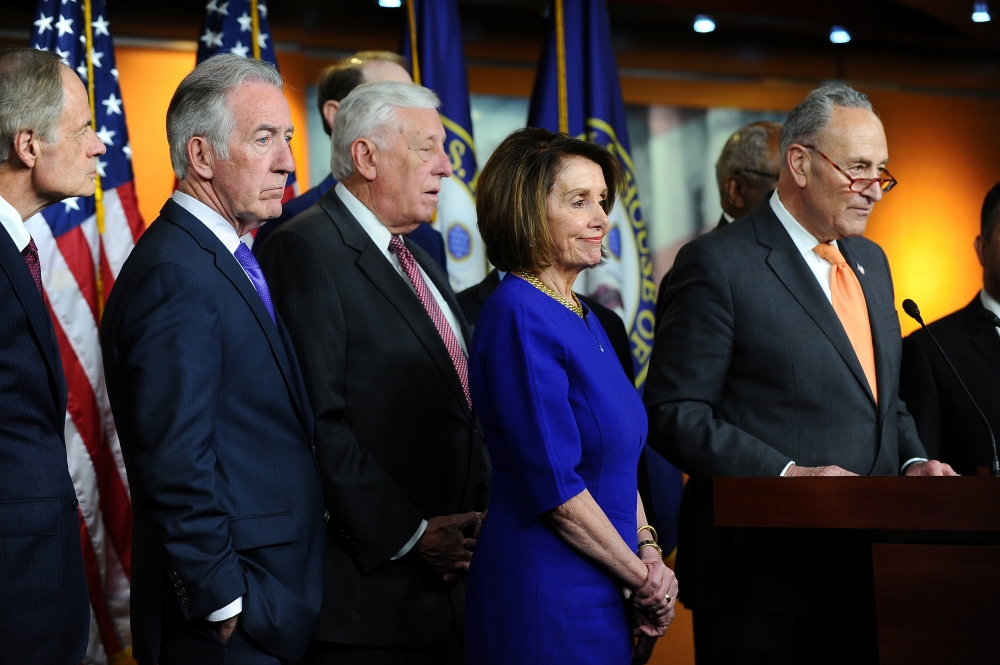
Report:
416,511,485,582
631,555,678,637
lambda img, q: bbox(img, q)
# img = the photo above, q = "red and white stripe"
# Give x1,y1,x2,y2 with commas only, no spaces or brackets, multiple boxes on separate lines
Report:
26,181,143,664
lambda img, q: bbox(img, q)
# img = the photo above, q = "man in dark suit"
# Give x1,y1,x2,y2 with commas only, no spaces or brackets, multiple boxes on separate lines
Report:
900,182,1000,474
253,50,447,272
101,55,325,665
0,47,103,665
645,84,955,664
259,80,489,665
655,120,782,327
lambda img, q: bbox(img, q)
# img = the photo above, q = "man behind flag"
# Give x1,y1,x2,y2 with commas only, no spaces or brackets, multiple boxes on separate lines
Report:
28,0,144,662
403,0,486,292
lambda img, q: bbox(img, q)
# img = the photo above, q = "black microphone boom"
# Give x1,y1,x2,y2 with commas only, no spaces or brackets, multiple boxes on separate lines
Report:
902,299,1000,476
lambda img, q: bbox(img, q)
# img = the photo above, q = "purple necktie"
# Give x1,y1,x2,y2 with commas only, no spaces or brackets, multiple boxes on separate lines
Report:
234,242,276,325
22,239,44,300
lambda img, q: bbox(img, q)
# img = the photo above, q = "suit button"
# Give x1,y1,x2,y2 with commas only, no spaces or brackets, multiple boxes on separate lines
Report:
71,498,79,510
168,571,179,580
323,510,330,523
180,595,190,604
173,579,183,588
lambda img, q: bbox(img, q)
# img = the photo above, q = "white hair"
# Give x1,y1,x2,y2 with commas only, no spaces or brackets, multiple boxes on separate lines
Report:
166,54,283,179
779,83,874,159
330,80,440,181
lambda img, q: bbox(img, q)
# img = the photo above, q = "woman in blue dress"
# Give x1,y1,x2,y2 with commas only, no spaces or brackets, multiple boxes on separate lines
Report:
465,128,678,665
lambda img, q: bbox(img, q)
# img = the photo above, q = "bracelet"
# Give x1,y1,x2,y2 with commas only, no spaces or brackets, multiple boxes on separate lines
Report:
637,539,663,558
637,524,658,542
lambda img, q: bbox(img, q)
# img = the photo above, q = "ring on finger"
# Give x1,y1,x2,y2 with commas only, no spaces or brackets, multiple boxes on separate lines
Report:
664,594,672,604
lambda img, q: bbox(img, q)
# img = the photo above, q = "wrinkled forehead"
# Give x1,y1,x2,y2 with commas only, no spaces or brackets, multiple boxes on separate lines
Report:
227,81,292,131
818,106,888,163
385,106,445,143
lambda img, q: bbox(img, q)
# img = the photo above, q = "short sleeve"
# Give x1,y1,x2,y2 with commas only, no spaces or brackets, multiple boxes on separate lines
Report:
472,294,587,514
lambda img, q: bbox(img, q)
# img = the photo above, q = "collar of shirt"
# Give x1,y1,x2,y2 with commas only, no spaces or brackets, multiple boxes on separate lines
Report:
335,182,394,261
980,289,1000,334
769,189,838,303
0,193,31,253
171,190,245,255
722,211,735,223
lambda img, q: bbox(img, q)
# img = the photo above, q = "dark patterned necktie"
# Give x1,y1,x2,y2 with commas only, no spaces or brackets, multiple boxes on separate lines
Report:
22,239,44,299
234,242,276,325
388,235,472,409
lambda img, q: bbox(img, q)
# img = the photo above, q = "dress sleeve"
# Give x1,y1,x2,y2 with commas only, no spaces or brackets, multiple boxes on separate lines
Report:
473,295,587,514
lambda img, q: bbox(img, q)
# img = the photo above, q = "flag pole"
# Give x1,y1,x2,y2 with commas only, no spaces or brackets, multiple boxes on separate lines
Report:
251,0,262,60
555,0,568,134
406,0,422,84
83,0,105,314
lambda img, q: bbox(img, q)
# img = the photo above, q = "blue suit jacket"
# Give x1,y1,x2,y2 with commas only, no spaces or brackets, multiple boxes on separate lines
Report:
254,173,449,274
101,200,326,664
0,225,89,664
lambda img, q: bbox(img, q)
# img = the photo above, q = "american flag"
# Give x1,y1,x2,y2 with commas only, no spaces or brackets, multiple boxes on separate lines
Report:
196,0,297,249
29,1,142,663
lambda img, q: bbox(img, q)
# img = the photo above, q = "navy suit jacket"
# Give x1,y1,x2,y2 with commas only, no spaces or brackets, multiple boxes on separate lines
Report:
101,200,326,664
254,173,449,274
645,197,925,617
0,223,89,664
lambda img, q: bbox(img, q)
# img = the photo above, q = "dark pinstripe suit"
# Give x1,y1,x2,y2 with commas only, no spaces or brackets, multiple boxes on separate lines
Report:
0,222,89,664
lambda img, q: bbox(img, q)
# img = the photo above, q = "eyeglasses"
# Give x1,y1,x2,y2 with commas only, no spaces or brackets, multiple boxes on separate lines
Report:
737,168,779,180
801,145,897,194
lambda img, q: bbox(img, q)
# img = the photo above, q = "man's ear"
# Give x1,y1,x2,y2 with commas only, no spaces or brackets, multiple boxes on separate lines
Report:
975,234,988,269
786,145,809,189
10,129,41,169
350,138,379,182
724,176,745,211
186,136,216,180
322,100,340,133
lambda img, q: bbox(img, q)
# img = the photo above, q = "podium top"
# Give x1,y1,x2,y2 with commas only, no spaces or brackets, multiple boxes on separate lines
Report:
714,476,1000,531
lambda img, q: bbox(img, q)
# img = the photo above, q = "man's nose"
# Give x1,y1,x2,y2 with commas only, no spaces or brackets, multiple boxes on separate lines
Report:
275,138,296,174
435,144,453,178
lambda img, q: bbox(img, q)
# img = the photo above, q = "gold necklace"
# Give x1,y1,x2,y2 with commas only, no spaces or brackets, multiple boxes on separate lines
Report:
514,271,584,318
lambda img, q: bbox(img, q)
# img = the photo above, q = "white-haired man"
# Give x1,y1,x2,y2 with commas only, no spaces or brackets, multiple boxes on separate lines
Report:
258,80,490,665
0,46,104,665
101,54,325,664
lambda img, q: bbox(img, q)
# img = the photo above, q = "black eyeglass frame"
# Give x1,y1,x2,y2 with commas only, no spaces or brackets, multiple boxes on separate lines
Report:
801,144,897,194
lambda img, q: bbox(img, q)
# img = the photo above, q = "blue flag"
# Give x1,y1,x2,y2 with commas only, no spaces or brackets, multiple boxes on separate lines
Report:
528,0,683,558
402,0,486,292
195,0,298,234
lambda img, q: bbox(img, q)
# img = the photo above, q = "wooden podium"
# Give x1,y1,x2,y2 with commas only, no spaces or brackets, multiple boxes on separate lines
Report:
714,477,1000,664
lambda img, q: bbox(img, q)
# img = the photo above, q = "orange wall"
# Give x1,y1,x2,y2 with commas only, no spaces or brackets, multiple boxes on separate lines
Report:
115,47,311,226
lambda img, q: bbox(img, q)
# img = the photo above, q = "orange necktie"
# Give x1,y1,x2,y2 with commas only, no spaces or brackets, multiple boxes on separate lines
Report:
814,243,878,402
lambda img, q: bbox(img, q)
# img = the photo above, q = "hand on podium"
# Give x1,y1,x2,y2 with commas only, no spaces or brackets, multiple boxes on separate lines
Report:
904,460,958,476
784,464,857,477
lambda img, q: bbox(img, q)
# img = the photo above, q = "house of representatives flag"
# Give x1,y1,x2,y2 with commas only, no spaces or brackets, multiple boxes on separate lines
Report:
402,0,486,292
29,0,143,662
527,0,682,558
196,0,296,249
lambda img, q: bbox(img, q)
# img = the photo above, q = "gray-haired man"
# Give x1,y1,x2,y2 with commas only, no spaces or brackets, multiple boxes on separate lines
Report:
259,80,489,665
0,46,103,665
645,84,954,664
101,54,325,664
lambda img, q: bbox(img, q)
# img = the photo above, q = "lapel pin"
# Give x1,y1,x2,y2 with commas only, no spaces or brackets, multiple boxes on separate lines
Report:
857,263,865,275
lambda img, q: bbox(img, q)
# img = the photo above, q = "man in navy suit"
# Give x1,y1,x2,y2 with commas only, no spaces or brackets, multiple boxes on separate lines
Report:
101,54,325,665
0,47,104,664
253,50,448,272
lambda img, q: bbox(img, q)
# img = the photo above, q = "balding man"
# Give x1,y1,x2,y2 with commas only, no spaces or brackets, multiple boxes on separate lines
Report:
656,121,781,326
259,80,489,665
253,51,447,271
0,47,102,664
645,84,954,664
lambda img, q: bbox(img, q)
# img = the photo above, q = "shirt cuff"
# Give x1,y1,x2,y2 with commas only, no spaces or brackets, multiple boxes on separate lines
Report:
900,458,928,474
206,596,242,621
391,519,428,561
779,461,795,477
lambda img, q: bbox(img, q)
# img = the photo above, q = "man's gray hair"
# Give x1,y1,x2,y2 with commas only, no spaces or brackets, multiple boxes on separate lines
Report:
779,83,874,160
0,48,64,162
330,80,440,181
167,54,283,179
715,121,782,196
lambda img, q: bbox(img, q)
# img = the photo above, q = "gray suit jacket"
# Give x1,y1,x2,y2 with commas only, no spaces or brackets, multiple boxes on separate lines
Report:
644,196,925,616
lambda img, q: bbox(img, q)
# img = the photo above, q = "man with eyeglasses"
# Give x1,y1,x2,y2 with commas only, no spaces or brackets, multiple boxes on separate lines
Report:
645,83,955,665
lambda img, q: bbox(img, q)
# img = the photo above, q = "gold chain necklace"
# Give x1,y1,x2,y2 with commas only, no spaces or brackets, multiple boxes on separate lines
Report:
514,271,584,318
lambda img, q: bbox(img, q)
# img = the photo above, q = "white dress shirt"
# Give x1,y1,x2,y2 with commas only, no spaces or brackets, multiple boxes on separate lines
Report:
0,194,31,253
768,191,925,475
171,191,247,622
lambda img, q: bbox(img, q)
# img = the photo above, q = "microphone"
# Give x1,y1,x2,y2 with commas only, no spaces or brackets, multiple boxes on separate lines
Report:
902,299,1000,476
980,307,1000,330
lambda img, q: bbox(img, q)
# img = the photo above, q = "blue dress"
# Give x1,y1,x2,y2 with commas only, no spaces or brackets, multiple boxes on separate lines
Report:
465,274,647,665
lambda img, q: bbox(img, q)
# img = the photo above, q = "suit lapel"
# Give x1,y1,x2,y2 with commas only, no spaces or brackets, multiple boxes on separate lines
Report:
320,192,472,417
160,200,308,428
754,206,876,405
0,227,65,414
